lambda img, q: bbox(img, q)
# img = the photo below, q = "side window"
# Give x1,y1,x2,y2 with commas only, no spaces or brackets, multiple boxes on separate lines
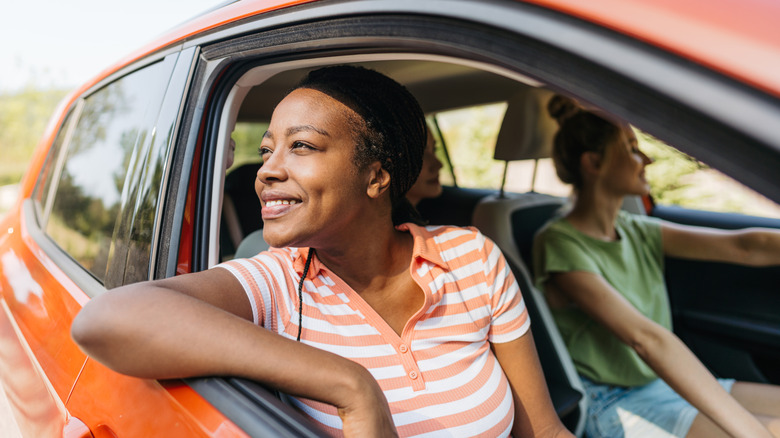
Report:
33,108,77,220
640,132,780,219
44,58,176,286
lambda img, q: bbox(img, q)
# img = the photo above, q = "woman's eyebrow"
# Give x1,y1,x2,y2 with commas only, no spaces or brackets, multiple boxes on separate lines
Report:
287,125,330,137
262,125,330,140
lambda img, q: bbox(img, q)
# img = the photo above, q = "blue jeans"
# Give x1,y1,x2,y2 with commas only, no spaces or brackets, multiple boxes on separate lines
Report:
581,376,735,438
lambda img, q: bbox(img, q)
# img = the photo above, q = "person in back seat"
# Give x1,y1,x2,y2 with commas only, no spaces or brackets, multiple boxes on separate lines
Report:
73,66,573,438
405,128,443,208
533,95,780,438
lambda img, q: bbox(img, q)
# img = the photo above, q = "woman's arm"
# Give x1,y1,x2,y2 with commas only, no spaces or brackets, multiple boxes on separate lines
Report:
71,269,397,437
661,222,780,266
492,332,574,438
549,271,772,438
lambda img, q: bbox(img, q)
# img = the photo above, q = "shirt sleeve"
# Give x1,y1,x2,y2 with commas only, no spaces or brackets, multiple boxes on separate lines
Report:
213,256,275,329
533,221,602,290
625,212,664,265
479,232,531,343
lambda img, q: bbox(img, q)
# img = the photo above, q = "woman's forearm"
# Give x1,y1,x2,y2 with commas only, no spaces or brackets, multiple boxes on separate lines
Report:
736,229,780,266
71,285,385,415
635,328,771,438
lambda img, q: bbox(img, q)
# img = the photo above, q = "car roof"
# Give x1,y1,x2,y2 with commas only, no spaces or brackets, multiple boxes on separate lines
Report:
76,0,780,101
524,0,780,98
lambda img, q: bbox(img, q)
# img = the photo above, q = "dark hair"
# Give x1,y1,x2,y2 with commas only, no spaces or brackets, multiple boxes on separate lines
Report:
293,65,427,225
547,95,622,189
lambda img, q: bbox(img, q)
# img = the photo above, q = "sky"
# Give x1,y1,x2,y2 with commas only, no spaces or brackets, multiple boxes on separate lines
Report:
1,0,222,93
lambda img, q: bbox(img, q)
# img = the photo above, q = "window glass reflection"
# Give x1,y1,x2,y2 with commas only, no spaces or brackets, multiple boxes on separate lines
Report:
47,61,171,283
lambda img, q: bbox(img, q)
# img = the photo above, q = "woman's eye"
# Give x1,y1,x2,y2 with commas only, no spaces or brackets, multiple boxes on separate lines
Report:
291,141,314,151
258,146,272,157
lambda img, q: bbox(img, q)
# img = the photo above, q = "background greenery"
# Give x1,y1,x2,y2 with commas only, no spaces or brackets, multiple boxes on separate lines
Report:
0,87,68,186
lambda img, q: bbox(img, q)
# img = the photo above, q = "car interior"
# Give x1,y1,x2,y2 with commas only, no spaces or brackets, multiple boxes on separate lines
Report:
205,53,780,436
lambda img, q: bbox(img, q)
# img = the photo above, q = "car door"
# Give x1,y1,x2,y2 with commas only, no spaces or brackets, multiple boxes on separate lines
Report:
12,45,249,437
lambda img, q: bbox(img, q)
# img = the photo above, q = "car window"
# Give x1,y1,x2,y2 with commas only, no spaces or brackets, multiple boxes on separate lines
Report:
43,59,176,285
33,108,78,220
434,102,506,189
434,102,570,196
639,131,780,219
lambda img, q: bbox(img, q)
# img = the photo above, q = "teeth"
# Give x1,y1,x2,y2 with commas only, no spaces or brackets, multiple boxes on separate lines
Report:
266,200,299,207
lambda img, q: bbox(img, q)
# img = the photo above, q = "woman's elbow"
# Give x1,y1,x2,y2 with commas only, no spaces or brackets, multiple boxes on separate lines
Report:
71,288,136,360
625,323,668,361
71,294,113,354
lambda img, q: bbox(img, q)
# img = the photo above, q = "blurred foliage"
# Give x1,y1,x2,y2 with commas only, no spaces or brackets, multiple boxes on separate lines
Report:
638,130,706,205
639,131,780,218
229,121,267,171
0,87,69,185
435,103,507,189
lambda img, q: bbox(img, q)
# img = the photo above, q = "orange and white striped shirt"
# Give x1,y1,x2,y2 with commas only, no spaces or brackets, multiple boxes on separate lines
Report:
217,223,530,437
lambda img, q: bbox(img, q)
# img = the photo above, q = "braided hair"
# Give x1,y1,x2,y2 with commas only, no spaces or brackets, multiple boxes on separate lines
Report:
547,95,622,190
293,65,427,225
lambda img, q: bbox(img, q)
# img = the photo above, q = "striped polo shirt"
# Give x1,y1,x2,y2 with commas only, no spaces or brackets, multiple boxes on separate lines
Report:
217,223,531,437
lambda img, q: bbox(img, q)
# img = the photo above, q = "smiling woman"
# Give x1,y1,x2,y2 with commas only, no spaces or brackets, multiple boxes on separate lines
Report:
71,65,572,438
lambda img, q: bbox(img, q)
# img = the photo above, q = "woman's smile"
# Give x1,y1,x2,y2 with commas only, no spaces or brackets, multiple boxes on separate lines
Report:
261,198,302,219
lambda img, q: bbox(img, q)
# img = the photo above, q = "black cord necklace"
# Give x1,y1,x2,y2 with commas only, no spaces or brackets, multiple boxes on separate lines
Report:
296,248,315,342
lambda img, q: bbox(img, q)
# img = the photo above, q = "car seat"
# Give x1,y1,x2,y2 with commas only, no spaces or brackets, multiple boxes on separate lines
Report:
472,88,587,436
221,162,264,258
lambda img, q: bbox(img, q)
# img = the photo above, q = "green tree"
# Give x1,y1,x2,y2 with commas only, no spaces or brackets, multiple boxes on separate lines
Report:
0,87,69,185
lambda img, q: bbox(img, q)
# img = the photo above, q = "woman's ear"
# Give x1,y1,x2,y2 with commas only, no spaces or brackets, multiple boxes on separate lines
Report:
366,161,391,199
580,151,602,178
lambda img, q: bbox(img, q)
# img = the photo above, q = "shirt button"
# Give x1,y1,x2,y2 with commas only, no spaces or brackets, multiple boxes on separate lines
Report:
399,344,408,353
409,371,418,379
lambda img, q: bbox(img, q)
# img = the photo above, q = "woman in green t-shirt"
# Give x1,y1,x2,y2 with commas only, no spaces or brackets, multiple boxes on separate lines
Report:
534,95,780,438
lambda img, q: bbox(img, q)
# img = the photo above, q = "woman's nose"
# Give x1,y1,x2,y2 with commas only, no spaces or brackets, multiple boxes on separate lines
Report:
257,150,287,184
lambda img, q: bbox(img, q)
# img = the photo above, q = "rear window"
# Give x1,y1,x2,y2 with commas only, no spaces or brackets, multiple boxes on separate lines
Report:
43,60,174,284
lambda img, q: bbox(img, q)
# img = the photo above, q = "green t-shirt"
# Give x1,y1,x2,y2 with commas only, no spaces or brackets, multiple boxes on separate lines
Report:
533,210,668,387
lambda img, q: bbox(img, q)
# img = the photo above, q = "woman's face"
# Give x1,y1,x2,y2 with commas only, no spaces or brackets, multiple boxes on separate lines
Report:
255,88,377,248
406,130,442,206
599,125,653,196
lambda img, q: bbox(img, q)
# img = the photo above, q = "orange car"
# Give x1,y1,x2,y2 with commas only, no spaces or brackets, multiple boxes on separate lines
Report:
1,0,779,436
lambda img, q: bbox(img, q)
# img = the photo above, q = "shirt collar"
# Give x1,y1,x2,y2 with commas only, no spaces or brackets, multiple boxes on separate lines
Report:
290,247,324,279
395,223,448,269
289,223,448,277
